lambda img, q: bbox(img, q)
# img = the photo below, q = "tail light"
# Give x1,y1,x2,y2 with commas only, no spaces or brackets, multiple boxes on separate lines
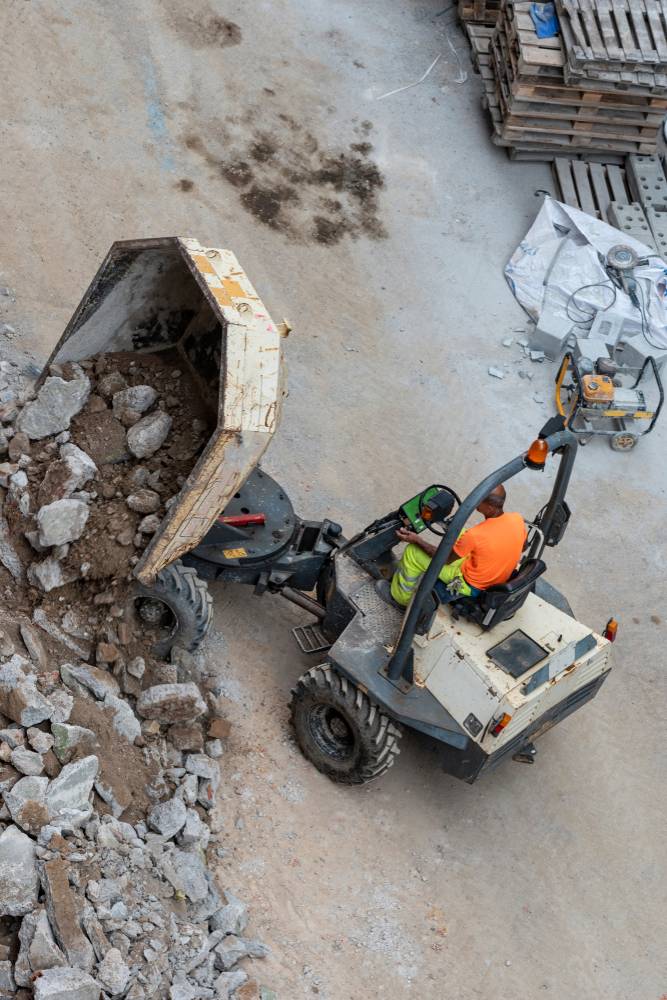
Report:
491,712,512,737
604,618,618,642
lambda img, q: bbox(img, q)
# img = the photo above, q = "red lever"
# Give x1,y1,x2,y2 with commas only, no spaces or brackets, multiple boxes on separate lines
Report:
218,513,266,527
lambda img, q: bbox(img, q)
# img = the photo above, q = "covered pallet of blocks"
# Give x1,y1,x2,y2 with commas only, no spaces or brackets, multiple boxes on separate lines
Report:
469,0,665,158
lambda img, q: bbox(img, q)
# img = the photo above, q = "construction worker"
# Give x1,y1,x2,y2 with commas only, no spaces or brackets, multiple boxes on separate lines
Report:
378,485,527,608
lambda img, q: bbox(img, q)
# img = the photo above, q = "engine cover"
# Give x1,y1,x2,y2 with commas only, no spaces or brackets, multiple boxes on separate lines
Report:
581,374,615,404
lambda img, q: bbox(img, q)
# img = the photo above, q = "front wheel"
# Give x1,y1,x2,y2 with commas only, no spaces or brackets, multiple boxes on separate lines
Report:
290,664,402,784
128,561,213,658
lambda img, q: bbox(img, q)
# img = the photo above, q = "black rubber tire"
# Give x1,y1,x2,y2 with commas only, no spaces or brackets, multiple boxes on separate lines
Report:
130,561,213,658
290,664,402,784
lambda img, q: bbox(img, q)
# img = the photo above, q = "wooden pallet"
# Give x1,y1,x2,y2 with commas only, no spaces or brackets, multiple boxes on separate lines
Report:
465,22,496,71
551,158,631,215
556,0,667,68
459,0,501,25
556,0,667,88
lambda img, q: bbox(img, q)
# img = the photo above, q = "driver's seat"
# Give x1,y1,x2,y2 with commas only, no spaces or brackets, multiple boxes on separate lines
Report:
450,558,546,631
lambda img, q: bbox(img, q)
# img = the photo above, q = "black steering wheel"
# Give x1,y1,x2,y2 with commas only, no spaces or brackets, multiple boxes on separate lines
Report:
418,484,461,536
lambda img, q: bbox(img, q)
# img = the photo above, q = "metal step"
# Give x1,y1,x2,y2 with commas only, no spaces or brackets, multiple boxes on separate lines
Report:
292,623,331,654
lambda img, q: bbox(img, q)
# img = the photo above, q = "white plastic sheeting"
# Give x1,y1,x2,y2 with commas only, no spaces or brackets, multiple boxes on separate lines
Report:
505,197,667,350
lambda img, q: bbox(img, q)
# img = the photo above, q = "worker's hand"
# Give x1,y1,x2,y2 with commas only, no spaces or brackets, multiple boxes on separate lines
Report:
396,527,420,546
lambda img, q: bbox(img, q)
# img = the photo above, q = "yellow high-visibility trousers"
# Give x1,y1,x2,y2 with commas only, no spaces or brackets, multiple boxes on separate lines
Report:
390,543,474,607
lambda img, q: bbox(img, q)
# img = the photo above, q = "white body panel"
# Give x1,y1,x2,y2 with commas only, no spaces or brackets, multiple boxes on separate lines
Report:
413,593,611,752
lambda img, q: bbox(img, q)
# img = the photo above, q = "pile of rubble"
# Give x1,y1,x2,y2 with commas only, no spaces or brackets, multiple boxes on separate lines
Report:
0,354,271,999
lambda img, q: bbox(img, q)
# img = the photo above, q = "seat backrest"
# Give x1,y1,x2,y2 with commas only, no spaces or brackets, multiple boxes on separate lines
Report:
477,558,547,627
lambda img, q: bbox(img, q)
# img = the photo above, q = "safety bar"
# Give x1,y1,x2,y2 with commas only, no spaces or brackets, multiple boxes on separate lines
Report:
386,428,578,682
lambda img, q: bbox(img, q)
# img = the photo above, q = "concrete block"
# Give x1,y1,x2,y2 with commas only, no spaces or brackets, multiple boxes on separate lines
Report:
645,206,667,263
613,334,667,372
626,155,667,214
589,310,633,350
607,202,657,253
532,307,575,360
572,336,610,366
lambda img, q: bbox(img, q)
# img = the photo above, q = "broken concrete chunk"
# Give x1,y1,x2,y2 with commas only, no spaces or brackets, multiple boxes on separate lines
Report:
178,807,210,849
28,727,55,754
37,498,89,547
46,755,99,830
81,906,111,962
17,376,91,439
28,556,79,592
60,443,97,486
60,662,120,701
127,656,145,679
148,796,187,839
168,722,204,752
11,745,45,775
136,683,207,722
51,722,98,764
33,608,91,661
40,859,95,972
214,970,249,997
0,824,39,916
112,384,158,416
104,693,141,743
137,513,160,534
213,934,268,971
14,908,38,986
33,966,100,1000
5,774,50,833
126,410,172,459
185,754,218,780
20,622,48,668
0,657,54,726
98,371,127,399
97,946,130,995
29,907,67,973
0,959,15,994
48,688,74,724
160,847,209,902
0,501,24,580
210,892,248,936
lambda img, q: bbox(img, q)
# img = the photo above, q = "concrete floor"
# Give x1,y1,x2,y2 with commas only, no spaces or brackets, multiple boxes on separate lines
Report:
1,1,665,998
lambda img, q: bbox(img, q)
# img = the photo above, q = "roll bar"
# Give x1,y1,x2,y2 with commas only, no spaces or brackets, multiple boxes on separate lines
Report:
386,424,579,682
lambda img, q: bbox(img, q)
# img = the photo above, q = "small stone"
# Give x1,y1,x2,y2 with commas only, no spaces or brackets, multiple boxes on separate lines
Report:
116,528,134,547
160,847,209,902
207,718,231,741
136,683,207,722
0,824,39,915
0,461,18,488
20,622,47,668
210,892,248,936
28,557,78,593
530,350,546,362
96,642,120,664
178,807,210,849
17,376,91,439
205,739,223,759
28,727,55,754
126,411,172,459
502,337,514,347
185,754,218,780
0,628,15,657
126,488,160,514
51,722,98,764
0,656,54,725
104,693,141,743
11,746,45,775
46,755,99,830
37,499,89,547
214,935,268,971
148,796,187,839
127,656,145,679
8,430,30,461
28,908,67,973
168,723,204,752
112,385,158,416
60,662,120,701
215,971,249,997
488,366,505,379
98,372,127,399
33,610,91,660
97,946,130,995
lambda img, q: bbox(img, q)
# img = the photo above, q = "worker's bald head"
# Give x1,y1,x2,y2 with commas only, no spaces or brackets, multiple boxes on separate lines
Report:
477,484,506,518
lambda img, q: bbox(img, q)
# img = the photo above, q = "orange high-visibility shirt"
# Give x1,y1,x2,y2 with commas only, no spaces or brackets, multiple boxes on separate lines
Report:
453,512,527,590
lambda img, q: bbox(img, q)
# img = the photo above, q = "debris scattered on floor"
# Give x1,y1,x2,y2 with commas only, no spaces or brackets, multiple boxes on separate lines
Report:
0,350,270,999
487,366,505,379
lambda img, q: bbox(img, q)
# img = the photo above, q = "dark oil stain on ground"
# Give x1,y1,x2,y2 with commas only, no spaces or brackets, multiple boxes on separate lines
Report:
176,178,195,192
182,115,386,244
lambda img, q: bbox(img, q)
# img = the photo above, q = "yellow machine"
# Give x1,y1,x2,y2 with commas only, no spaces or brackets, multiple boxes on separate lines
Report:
555,352,664,451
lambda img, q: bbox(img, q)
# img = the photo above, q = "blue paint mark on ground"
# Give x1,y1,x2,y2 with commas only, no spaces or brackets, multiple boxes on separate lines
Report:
142,56,176,172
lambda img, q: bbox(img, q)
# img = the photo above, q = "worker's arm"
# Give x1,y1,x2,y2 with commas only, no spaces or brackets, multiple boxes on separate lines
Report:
396,527,461,563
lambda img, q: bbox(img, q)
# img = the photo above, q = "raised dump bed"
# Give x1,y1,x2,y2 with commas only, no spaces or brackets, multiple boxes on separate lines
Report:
40,236,286,585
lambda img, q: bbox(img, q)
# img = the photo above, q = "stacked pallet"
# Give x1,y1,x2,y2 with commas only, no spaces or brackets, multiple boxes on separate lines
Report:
458,0,501,26
467,0,666,159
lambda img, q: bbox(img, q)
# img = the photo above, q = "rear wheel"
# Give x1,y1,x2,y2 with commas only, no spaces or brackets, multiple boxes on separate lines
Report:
129,561,213,658
610,431,638,451
290,664,402,784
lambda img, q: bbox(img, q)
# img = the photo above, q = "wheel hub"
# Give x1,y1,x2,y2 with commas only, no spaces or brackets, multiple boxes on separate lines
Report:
309,705,355,761
137,597,171,626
